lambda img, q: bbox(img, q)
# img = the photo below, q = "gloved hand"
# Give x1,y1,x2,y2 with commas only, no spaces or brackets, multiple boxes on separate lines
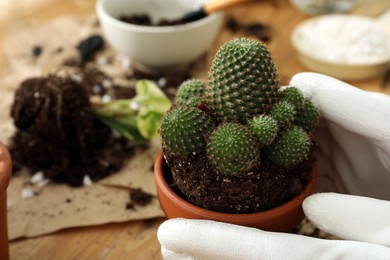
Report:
291,72,390,199
157,72,390,259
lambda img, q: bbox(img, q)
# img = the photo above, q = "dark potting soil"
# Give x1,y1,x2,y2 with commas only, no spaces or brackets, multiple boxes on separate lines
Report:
126,188,154,210
9,66,189,187
163,147,314,214
77,35,104,63
118,14,199,26
9,75,144,187
225,16,272,43
10,31,192,188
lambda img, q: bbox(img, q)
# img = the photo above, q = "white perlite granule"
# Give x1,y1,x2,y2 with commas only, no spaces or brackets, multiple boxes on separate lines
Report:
83,175,93,186
297,15,390,64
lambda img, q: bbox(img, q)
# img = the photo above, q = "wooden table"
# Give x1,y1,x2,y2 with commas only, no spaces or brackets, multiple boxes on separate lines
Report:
2,0,389,259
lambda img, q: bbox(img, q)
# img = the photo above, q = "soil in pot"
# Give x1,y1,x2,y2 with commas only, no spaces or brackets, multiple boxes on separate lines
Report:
163,148,314,214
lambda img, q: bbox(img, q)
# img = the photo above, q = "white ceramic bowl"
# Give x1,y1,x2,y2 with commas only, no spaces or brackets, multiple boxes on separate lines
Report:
289,0,357,15
291,15,390,80
96,0,223,71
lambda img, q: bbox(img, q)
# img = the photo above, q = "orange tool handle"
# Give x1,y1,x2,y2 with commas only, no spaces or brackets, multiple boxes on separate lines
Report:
204,0,255,14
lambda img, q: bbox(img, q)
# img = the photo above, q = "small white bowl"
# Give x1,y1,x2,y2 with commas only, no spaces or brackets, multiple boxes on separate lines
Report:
96,0,223,72
291,15,390,80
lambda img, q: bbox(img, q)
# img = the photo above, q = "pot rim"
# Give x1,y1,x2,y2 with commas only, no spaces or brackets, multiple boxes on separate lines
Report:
0,142,12,194
154,149,317,221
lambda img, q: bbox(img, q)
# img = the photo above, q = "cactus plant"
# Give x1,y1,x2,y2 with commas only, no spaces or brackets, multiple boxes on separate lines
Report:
159,107,214,155
248,115,278,146
176,79,206,107
206,38,280,123
158,37,320,214
207,123,260,177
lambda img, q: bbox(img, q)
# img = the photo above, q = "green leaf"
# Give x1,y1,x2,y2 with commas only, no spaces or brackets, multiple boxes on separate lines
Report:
96,116,145,141
137,107,163,139
132,80,172,114
92,80,172,141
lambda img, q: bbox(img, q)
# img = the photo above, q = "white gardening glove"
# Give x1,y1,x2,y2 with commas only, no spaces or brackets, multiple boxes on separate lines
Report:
158,207,390,259
291,72,390,199
157,72,390,259
158,193,390,259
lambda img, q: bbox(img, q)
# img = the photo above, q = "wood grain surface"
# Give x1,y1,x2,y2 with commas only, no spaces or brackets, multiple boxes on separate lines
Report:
2,0,389,259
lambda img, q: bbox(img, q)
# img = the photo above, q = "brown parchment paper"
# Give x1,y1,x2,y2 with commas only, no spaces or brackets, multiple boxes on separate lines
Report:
1,15,209,240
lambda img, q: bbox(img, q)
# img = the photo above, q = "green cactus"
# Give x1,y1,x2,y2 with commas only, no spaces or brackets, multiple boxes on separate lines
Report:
157,37,322,215
248,115,279,146
270,101,296,129
176,79,206,107
295,97,320,132
207,123,260,177
206,38,280,123
279,86,305,110
267,127,310,167
159,107,214,155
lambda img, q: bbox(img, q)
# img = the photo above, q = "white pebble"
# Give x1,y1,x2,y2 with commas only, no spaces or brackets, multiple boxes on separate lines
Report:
30,171,44,184
36,179,50,188
102,94,112,103
130,102,140,110
83,175,93,187
158,78,167,87
71,74,82,82
21,188,35,199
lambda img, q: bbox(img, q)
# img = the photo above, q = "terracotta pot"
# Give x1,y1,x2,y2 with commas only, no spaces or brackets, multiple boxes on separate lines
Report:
154,149,317,232
0,142,11,260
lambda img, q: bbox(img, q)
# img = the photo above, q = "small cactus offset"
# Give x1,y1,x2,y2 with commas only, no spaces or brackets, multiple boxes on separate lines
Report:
270,101,296,129
294,97,320,132
207,123,260,177
279,86,305,110
159,107,214,155
176,79,206,107
267,127,311,167
248,115,278,146
206,38,280,123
